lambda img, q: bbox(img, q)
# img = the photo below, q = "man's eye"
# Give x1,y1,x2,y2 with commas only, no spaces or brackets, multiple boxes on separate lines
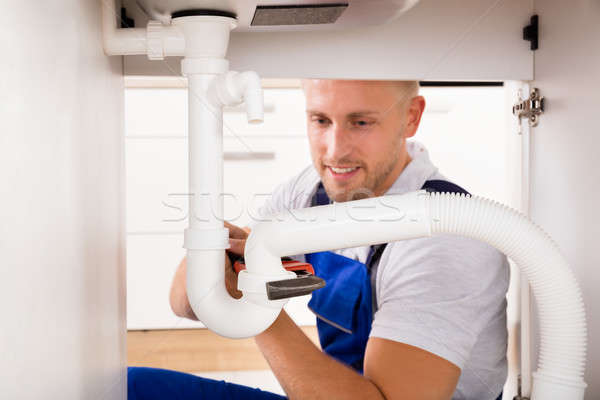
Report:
353,120,374,127
312,118,330,125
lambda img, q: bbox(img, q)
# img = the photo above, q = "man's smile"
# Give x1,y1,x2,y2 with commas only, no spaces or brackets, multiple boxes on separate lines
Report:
326,165,362,181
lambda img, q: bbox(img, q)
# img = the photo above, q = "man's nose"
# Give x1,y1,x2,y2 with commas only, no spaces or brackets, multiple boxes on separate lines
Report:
324,124,353,162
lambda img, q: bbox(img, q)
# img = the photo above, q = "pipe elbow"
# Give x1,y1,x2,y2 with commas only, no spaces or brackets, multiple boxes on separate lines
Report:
209,71,264,123
235,71,264,124
101,0,185,57
186,248,288,338
101,0,147,56
186,281,282,338
244,223,286,276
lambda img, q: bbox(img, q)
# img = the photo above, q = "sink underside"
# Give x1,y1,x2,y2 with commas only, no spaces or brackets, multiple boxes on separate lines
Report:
133,0,419,31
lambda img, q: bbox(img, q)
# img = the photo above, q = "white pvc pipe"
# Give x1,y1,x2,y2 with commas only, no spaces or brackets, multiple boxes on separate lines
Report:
101,0,184,57
244,191,431,264
186,249,289,338
179,15,292,339
233,71,264,123
184,73,290,337
244,191,587,399
155,25,186,57
428,193,587,400
101,0,147,56
208,71,264,123
187,74,222,232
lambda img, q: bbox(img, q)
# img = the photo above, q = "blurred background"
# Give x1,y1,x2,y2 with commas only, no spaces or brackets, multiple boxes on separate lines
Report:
125,78,513,394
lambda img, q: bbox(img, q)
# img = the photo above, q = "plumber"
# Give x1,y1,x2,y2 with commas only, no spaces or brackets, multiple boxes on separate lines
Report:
128,80,509,400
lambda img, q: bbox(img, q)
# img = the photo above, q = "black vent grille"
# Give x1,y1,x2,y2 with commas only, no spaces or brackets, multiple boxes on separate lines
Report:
251,3,348,26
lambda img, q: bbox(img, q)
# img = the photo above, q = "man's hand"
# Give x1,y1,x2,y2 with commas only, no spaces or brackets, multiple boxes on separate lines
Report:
169,222,250,319
223,221,250,299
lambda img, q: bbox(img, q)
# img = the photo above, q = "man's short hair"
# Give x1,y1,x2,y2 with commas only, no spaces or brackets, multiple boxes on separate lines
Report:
391,80,420,103
300,79,420,110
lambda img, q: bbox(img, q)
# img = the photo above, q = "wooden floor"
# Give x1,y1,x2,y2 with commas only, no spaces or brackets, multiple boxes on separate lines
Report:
128,327,319,372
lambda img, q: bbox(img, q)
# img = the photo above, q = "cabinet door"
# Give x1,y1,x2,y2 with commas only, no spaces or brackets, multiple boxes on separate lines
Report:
526,2,600,398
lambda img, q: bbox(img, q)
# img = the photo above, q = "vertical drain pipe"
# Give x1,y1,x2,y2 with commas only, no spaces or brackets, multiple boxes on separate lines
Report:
173,14,293,338
172,14,234,304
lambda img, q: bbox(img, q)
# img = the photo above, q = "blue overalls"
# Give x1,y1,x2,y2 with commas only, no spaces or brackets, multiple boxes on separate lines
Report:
306,180,472,374
307,180,501,400
128,180,503,400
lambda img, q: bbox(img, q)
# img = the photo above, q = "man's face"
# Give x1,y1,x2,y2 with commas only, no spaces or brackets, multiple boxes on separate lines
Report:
303,80,419,202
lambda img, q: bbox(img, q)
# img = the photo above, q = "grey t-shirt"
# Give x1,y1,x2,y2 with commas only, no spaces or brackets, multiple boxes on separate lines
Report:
252,140,509,400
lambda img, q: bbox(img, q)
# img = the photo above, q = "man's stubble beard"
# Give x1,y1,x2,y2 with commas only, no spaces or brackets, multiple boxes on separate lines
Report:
323,133,405,203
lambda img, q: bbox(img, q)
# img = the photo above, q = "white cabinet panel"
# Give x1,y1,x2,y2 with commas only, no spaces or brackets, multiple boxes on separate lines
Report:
529,3,600,396
418,86,508,203
125,87,307,138
223,88,307,138
1,1,126,397
127,234,203,330
126,138,188,233
223,136,312,227
126,136,311,233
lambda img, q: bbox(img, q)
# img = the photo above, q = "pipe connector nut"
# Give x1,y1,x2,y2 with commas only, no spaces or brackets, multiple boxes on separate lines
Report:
146,20,165,60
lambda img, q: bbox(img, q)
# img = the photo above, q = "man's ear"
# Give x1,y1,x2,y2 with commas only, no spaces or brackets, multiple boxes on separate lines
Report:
404,96,426,139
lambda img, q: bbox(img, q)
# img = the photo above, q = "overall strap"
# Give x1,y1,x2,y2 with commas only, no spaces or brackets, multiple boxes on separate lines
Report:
421,179,470,196
311,180,470,205
311,182,331,207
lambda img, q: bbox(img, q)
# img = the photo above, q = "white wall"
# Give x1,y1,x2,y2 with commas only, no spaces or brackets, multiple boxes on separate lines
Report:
418,86,510,203
530,1,600,398
124,84,512,337
0,1,126,399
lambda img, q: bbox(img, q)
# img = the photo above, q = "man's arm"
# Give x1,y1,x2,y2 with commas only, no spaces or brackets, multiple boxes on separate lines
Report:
364,337,460,400
170,222,461,399
169,257,199,321
255,310,460,400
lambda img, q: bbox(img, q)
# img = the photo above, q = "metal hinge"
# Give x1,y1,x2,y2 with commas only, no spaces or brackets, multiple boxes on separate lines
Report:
512,87,544,128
